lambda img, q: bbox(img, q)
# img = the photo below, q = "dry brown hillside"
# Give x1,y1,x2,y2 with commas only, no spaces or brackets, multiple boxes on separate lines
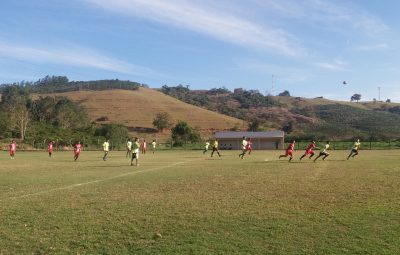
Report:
41,88,244,134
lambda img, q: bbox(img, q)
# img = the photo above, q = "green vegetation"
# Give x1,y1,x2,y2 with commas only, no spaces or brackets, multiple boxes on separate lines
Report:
161,85,281,121
171,121,201,146
0,150,399,254
152,112,173,132
0,75,146,94
309,104,400,140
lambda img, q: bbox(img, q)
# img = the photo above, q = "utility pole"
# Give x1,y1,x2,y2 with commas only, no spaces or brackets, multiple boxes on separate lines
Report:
271,74,275,96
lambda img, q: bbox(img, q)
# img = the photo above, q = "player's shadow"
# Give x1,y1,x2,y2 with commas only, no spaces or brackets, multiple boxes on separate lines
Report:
273,161,303,164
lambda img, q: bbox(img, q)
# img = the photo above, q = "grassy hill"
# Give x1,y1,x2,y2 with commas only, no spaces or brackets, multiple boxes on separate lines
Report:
40,88,244,139
160,86,400,140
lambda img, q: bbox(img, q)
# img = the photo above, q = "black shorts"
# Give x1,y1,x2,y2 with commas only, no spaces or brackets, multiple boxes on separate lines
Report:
352,149,358,153
132,153,137,159
319,152,329,156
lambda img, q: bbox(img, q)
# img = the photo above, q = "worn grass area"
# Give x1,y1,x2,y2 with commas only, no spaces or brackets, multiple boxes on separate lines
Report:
0,150,399,254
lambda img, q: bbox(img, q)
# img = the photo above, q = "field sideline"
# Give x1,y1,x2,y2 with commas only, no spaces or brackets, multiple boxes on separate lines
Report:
0,150,399,254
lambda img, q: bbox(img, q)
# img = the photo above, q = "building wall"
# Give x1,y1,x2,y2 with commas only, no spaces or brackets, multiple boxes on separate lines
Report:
218,138,284,150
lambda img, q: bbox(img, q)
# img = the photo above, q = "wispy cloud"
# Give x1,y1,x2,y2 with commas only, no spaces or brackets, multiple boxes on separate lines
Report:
315,59,347,71
0,40,156,76
251,0,389,35
356,43,389,51
84,0,304,57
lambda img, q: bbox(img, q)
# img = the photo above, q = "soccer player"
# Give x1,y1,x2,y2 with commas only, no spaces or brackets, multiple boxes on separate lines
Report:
73,141,82,161
211,139,221,157
102,139,110,161
239,136,248,159
246,138,253,155
9,140,16,159
347,139,361,160
126,139,132,158
314,141,330,162
151,140,156,154
279,140,295,162
203,141,210,154
48,141,54,157
300,140,317,160
131,137,140,166
141,139,147,154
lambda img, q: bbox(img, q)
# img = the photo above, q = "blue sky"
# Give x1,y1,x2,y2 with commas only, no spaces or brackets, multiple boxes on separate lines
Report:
1,0,399,101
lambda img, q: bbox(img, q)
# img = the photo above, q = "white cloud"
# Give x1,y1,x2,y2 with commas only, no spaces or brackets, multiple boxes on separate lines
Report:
316,59,347,71
84,0,305,57
0,41,155,76
252,0,389,35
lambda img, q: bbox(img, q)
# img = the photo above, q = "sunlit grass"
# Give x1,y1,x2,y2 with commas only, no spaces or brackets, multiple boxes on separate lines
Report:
0,150,399,254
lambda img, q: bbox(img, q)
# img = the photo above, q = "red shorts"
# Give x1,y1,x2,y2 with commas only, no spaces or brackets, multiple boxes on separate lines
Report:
285,150,293,156
305,149,314,155
74,150,81,155
48,149,53,153
10,150,15,155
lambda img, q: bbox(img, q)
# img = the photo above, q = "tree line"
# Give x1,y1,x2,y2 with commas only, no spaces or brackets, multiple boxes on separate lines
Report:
0,75,147,94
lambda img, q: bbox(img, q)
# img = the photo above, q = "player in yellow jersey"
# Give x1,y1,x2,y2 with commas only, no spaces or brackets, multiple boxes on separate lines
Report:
151,140,156,154
131,137,140,166
314,141,330,162
238,136,248,159
203,141,210,154
102,139,110,161
211,139,221,157
126,139,132,158
347,139,361,160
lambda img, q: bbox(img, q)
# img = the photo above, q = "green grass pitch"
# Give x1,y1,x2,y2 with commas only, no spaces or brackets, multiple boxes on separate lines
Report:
0,150,399,254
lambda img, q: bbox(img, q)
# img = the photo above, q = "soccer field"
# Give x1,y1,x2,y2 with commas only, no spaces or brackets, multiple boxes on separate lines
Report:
0,150,399,254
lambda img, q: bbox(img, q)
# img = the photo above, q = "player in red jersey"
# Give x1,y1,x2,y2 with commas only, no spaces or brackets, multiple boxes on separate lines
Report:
279,140,295,162
300,141,317,160
48,141,55,157
246,138,253,155
9,140,17,159
73,141,82,161
141,139,147,154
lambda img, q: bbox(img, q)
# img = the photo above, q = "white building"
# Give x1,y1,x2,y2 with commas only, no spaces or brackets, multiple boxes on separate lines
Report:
214,131,284,150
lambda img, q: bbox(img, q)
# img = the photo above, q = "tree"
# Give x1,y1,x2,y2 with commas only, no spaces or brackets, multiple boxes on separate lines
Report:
171,121,199,146
0,85,31,140
0,112,9,137
282,122,293,134
95,124,129,145
350,94,361,102
54,97,89,129
153,112,173,132
278,90,291,97
248,119,261,131
31,96,57,122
